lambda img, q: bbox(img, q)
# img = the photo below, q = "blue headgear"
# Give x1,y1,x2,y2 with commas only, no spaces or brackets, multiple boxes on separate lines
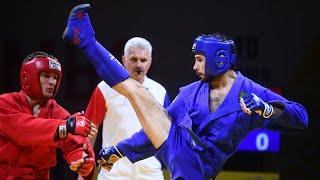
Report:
192,34,236,79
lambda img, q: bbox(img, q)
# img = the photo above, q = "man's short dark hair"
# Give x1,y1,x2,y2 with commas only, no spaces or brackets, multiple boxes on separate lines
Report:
23,51,58,64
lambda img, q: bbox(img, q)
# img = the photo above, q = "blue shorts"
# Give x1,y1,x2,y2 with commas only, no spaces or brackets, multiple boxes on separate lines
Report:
156,124,208,179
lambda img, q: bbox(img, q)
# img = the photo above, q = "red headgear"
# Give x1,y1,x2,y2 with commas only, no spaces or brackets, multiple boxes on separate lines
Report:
20,55,62,100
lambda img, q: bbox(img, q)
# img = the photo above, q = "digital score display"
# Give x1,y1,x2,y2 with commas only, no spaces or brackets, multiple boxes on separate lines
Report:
237,129,280,152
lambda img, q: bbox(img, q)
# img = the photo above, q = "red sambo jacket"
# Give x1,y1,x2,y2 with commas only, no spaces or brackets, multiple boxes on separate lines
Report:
0,91,90,179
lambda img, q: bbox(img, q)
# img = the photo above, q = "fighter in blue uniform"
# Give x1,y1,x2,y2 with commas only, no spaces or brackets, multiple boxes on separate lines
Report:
62,4,308,179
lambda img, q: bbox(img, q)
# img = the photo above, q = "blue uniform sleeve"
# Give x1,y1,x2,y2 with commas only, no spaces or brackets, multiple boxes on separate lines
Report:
117,129,157,163
255,89,308,135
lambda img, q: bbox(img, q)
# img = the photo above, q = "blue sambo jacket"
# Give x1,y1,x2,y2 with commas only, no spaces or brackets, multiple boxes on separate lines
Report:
117,72,308,179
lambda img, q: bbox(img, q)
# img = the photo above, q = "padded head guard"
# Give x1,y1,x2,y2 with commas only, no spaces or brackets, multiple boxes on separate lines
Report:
192,34,236,79
20,52,62,100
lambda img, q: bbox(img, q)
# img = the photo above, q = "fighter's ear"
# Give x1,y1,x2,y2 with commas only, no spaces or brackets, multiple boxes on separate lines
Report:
215,50,228,69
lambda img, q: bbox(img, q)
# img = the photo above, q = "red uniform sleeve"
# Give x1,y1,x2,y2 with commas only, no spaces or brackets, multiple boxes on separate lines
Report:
50,99,71,119
0,95,61,146
84,86,107,126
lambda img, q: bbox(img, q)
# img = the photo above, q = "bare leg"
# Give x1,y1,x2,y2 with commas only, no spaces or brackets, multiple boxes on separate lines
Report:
62,4,170,148
114,79,171,148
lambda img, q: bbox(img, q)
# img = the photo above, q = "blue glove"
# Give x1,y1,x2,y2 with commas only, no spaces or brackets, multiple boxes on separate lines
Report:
97,146,123,171
241,93,273,118
62,4,129,87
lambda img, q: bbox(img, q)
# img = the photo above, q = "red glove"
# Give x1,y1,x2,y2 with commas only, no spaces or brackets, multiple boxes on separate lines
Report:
58,112,98,140
77,157,95,177
67,113,91,136
58,112,92,139
69,143,95,178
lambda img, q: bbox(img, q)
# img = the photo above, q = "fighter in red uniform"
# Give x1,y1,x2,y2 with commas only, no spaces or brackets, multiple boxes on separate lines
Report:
0,51,98,179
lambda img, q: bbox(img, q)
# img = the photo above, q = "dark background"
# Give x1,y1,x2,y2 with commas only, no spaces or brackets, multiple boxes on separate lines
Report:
0,0,319,179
